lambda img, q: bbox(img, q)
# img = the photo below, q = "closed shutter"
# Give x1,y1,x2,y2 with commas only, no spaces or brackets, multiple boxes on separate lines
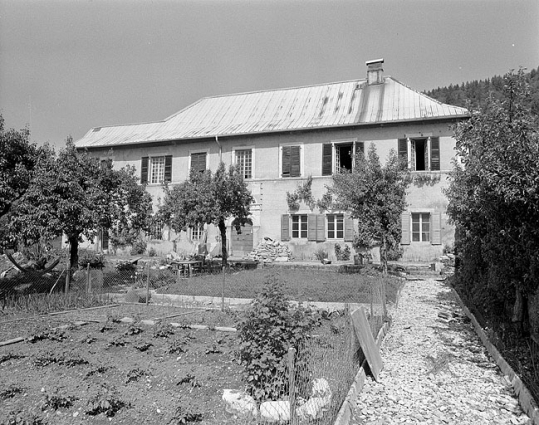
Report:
430,137,440,171
398,139,408,163
431,211,442,245
316,215,326,241
401,212,411,245
307,214,317,241
290,146,301,177
141,157,149,183
322,144,332,176
164,155,172,182
191,153,206,173
282,146,291,177
344,216,355,242
281,215,290,241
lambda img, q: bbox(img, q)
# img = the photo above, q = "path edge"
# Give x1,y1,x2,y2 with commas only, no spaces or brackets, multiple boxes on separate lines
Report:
333,320,390,425
451,287,539,425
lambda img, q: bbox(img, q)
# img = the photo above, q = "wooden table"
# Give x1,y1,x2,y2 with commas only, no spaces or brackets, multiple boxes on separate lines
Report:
171,260,203,278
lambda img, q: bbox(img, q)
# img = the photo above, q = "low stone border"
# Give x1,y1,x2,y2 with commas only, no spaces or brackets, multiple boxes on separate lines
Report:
451,288,539,425
333,321,390,425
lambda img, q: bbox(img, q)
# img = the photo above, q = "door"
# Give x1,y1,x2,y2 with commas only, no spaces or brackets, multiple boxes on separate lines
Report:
230,224,254,257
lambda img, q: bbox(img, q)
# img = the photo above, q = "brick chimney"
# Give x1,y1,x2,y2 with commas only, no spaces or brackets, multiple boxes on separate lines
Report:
366,59,384,85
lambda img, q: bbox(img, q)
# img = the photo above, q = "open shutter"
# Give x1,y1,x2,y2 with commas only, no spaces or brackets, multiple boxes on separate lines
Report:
141,157,149,183
398,139,408,164
430,137,440,171
281,215,290,241
322,144,332,176
401,212,411,245
290,146,301,177
307,215,317,241
316,215,326,241
282,147,291,177
164,155,172,182
431,211,442,245
344,216,355,242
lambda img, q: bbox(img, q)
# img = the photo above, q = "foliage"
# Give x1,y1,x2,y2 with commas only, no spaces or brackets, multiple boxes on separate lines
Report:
445,68,539,334
286,176,315,211
411,173,441,187
7,141,152,269
236,275,321,402
169,404,203,424
314,248,328,262
115,260,137,272
158,162,253,266
148,247,157,257
334,243,351,261
323,145,410,274
41,390,77,410
78,251,105,269
130,238,147,255
85,388,129,417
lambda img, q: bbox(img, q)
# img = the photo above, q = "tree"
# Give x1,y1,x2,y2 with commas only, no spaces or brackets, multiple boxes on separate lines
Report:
0,115,41,221
8,140,153,269
158,162,253,266
445,68,539,334
324,145,410,275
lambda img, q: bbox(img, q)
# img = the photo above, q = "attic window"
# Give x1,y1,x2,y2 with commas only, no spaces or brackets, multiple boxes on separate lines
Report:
92,127,101,132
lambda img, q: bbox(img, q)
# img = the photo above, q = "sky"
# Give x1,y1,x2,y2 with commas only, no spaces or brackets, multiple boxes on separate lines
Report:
1,0,538,150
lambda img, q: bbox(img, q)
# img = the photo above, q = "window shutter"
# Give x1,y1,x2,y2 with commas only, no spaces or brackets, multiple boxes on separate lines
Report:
316,215,326,241
401,212,411,245
281,215,290,241
164,155,172,182
431,211,442,245
141,157,149,183
344,216,355,242
307,214,317,241
282,146,291,177
430,137,440,171
290,146,301,177
398,139,408,163
191,153,206,173
322,143,332,176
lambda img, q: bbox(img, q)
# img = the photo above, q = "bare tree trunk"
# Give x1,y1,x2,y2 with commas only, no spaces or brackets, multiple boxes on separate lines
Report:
68,235,79,270
218,219,228,267
381,236,388,276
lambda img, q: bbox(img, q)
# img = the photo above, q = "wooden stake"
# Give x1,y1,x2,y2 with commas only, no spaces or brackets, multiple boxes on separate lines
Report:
146,263,150,306
87,263,91,293
288,347,297,424
221,266,225,312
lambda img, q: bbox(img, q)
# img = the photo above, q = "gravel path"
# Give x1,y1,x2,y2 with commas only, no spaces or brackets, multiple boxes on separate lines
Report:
352,279,531,425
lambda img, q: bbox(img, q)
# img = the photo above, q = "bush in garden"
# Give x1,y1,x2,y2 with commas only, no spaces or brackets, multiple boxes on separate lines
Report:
130,239,147,255
236,275,321,402
78,251,105,269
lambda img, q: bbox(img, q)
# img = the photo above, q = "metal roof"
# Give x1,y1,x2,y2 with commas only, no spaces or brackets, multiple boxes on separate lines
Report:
75,76,469,149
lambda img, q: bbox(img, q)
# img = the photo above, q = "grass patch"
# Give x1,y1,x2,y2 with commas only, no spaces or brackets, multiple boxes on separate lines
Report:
158,268,402,304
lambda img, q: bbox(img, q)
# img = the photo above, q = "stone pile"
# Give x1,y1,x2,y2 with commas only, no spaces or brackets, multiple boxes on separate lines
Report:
244,237,292,263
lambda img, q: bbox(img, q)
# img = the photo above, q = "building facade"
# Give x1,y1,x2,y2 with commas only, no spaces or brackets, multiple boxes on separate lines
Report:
75,60,469,262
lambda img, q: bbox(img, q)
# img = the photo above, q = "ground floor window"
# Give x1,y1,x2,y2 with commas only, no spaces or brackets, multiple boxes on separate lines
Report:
189,225,204,241
412,213,430,242
291,215,308,238
327,214,344,239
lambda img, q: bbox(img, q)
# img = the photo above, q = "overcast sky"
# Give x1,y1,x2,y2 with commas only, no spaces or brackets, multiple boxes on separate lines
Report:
1,0,538,150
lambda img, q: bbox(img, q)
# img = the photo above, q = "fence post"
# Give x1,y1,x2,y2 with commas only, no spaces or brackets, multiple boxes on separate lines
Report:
288,347,297,424
146,262,150,306
87,263,91,293
221,265,225,312
64,261,70,293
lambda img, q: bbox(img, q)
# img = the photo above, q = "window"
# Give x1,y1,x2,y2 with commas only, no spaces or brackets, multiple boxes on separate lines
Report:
148,218,163,240
235,149,253,179
327,214,344,239
322,141,364,176
141,156,172,184
189,225,204,241
398,137,440,171
291,215,308,238
191,152,207,173
411,213,430,242
281,145,301,177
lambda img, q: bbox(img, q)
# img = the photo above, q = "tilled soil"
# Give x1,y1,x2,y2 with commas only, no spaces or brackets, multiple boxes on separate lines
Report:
352,279,531,425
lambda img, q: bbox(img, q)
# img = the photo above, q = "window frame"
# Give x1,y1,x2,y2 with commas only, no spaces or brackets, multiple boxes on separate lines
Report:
400,134,440,171
290,214,308,239
411,212,431,242
189,224,204,242
233,146,255,180
327,214,345,239
279,143,304,178
149,156,166,184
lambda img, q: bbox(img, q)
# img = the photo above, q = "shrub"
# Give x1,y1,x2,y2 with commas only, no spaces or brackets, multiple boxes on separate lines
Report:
130,239,147,255
334,244,351,261
115,260,136,272
148,247,157,257
78,252,105,269
314,249,328,262
236,275,321,402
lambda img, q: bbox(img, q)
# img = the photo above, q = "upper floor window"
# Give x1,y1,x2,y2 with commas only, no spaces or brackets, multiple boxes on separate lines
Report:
322,141,364,176
235,149,253,179
327,214,344,239
281,145,301,178
398,137,440,171
141,155,172,184
191,152,207,173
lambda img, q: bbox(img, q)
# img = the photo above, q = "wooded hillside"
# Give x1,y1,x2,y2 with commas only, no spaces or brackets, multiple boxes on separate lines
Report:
424,66,539,116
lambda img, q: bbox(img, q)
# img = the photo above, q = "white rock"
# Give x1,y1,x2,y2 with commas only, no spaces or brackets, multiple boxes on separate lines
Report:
222,389,257,417
297,397,327,420
311,378,332,402
260,400,290,422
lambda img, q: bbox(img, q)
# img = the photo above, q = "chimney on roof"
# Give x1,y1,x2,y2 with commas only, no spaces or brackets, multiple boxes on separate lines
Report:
366,59,384,85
